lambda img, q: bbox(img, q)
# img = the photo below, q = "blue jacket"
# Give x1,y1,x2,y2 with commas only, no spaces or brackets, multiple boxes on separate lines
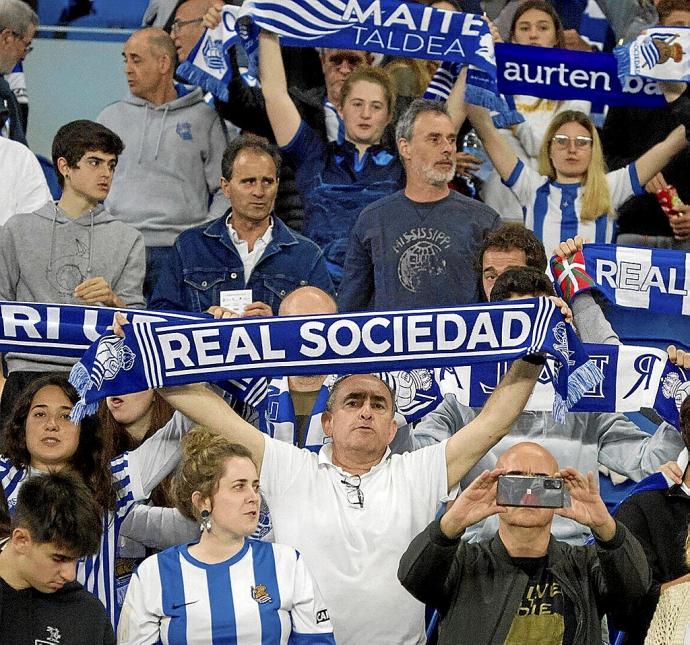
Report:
283,121,404,286
149,212,334,314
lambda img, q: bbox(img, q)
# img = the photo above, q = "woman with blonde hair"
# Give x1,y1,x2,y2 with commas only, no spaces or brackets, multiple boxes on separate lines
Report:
645,525,690,644
460,97,687,252
118,427,335,644
480,0,593,223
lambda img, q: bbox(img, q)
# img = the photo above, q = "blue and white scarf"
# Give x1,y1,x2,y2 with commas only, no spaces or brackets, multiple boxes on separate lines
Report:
1,301,684,428
425,43,666,113
439,343,687,430
177,1,511,120
68,298,600,423
615,26,690,84
558,244,690,315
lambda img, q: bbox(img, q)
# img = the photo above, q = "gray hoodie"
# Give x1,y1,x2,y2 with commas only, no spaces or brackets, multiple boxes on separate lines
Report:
98,87,229,247
0,201,146,371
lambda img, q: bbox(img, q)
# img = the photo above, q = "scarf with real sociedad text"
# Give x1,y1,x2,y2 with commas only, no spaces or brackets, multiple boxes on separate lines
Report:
66,298,600,423
0,300,686,429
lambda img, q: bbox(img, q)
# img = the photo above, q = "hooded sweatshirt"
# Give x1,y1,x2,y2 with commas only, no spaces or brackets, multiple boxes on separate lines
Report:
0,201,145,372
98,87,229,247
0,578,115,645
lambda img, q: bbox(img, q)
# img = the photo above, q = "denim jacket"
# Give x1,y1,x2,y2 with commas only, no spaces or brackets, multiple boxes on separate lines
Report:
149,212,334,314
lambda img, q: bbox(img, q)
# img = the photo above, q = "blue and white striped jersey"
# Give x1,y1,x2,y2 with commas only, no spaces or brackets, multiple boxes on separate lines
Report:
118,539,335,644
504,159,644,253
0,411,192,628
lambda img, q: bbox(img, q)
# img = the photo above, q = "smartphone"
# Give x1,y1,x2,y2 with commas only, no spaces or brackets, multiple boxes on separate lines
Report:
496,474,564,508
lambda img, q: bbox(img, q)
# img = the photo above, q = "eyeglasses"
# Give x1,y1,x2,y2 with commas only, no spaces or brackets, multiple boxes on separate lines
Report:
340,475,364,508
170,17,203,34
551,134,593,149
327,53,365,68
8,30,32,54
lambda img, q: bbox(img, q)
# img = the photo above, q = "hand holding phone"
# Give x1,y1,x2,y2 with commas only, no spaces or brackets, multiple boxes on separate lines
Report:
496,474,564,508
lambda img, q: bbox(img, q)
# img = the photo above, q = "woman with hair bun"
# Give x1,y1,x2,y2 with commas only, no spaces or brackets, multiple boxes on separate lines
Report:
118,427,335,645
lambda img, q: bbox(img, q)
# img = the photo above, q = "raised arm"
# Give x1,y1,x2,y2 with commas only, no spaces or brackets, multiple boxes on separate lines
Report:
634,125,687,187
445,359,541,489
259,30,303,147
444,66,468,133
159,383,267,473
466,103,520,182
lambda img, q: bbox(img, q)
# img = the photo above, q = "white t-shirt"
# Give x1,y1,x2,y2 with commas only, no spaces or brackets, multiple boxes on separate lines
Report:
0,137,51,226
260,437,449,645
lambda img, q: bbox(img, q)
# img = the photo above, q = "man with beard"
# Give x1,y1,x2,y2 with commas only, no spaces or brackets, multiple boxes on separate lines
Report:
338,98,500,312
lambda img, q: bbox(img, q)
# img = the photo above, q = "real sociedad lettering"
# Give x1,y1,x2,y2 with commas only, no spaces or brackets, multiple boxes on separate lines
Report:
596,260,688,295
158,310,534,372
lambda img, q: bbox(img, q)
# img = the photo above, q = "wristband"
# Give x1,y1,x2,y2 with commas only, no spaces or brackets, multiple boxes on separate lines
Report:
550,249,595,303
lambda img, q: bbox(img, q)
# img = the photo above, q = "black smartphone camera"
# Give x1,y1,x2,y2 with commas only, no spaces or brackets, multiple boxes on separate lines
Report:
496,474,564,508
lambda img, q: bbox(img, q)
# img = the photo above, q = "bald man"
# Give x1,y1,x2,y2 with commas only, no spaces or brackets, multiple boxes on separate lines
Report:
97,27,229,304
399,442,651,645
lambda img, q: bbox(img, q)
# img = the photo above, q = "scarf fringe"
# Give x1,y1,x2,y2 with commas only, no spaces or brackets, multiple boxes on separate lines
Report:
69,361,99,422
176,61,231,103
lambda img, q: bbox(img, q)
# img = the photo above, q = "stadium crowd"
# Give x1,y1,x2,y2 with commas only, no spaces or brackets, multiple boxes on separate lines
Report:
2,0,690,643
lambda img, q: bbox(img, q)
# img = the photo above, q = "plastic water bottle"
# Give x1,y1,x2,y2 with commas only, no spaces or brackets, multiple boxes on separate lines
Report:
461,129,491,183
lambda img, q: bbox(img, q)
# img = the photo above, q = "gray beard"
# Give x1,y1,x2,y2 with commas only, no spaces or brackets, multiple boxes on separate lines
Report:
421,163,456,187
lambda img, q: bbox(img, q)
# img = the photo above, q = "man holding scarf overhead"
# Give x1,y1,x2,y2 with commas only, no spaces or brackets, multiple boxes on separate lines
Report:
151,348,549,645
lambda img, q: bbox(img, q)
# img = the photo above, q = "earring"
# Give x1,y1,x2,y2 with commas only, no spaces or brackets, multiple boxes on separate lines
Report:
200,509,211,532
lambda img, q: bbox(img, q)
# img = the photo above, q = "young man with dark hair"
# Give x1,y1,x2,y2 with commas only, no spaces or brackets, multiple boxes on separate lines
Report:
0,119,146,418
489,265,555,302
0,471,114,644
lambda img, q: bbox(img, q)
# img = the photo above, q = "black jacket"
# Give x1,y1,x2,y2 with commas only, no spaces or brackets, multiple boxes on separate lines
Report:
615,484,690,644
0,578,115,645
398,518,651,645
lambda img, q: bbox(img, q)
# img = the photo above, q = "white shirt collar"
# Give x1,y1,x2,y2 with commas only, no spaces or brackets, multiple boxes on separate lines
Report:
317,443,392,474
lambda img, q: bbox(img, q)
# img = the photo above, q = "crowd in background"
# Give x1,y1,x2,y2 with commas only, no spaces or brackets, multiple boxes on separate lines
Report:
1,0,690,643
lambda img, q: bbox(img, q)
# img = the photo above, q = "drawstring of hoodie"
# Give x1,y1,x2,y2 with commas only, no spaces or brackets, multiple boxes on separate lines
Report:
136,105,149,164
154,105,169,160
136,104,169,162
87,209,94,274
47,202,59,273
47,202,96,277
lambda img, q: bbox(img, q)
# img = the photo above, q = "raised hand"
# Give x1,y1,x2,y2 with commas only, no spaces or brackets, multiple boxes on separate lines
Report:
440,468,506,539
555,468,616,541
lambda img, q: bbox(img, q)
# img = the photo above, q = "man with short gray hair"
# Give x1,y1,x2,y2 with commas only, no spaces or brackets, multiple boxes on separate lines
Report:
0,0,37,144
98,27,229,302
338,98,501,312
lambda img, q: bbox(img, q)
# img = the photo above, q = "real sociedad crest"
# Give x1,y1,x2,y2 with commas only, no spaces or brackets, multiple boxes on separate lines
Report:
91,336,136,390
202,37,225,70
552,322,575,367
662,371,690,411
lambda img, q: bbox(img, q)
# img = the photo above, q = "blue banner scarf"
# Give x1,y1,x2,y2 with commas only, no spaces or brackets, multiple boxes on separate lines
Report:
177,1,512,120
615,26,690,85
439,344,686,430
177,5,240,103
425,44,666,112
553,244,690,316
67,298,600,423
1,301,684,429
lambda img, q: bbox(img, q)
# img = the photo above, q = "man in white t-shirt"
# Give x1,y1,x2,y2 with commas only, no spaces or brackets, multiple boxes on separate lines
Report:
161,355,546,644
0,125,50,225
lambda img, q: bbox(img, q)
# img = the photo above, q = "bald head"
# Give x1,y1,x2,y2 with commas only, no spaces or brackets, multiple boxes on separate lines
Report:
141,28,177,70
496,442,559,476
279,286,337,317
